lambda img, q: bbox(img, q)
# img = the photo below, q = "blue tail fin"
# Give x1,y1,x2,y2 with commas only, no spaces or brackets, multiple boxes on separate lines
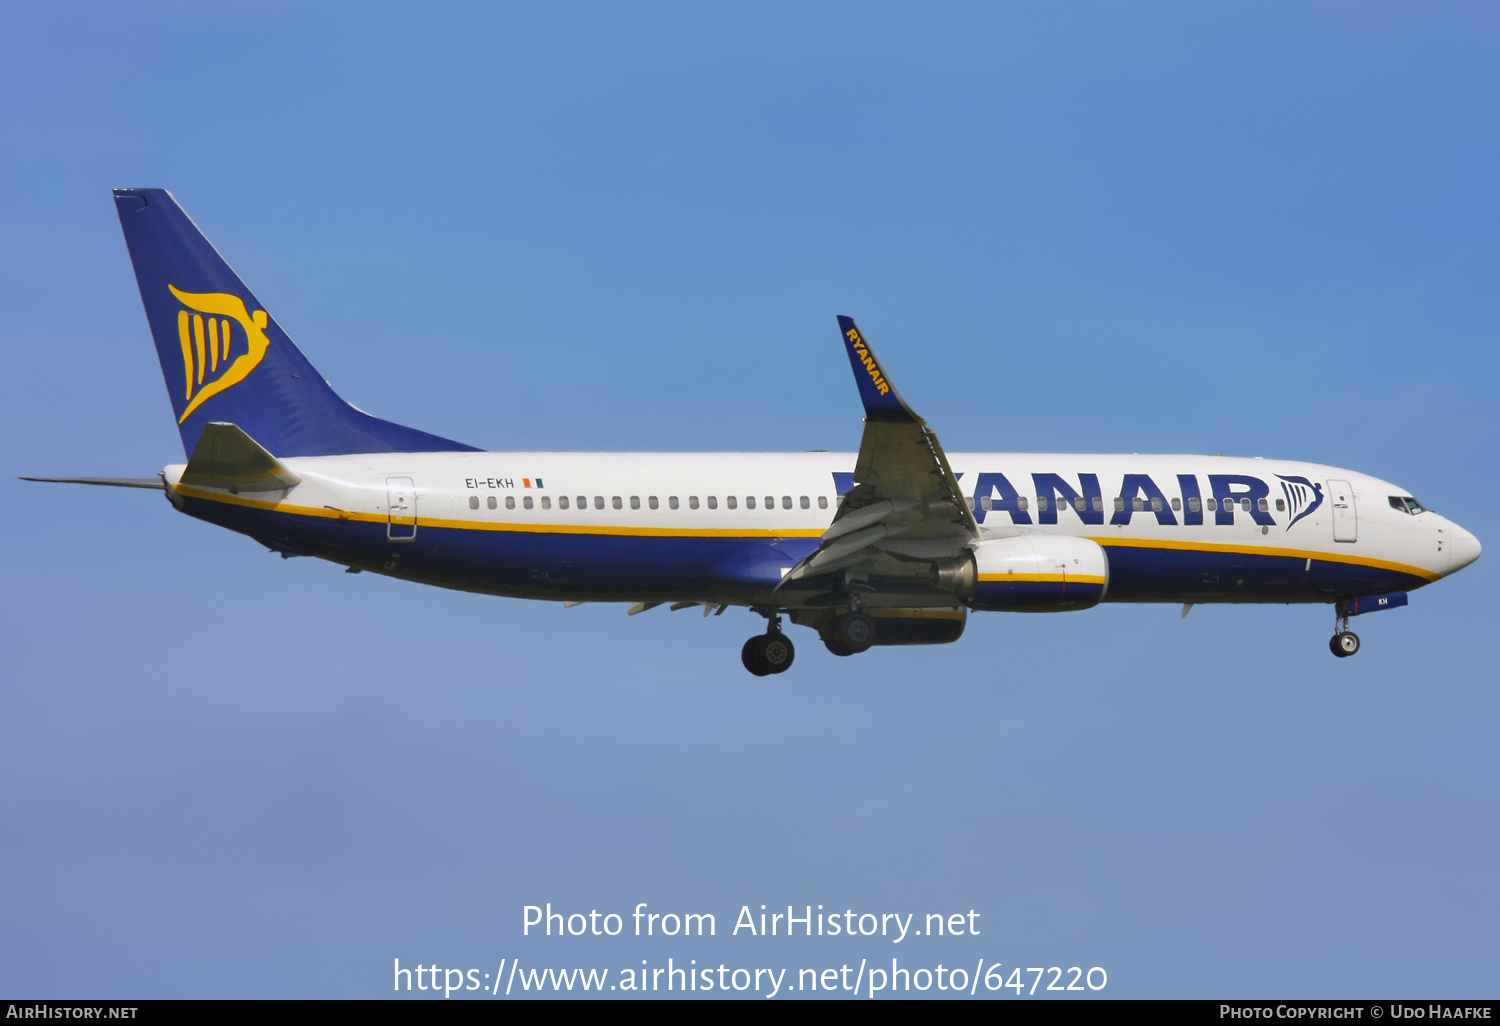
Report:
113,189,478,458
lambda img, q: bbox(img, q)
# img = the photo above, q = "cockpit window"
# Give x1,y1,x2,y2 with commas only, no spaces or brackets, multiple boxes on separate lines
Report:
1388,496,1427,515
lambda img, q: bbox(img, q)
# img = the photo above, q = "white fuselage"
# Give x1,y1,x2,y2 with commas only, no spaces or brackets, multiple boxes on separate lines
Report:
162,450,1478,608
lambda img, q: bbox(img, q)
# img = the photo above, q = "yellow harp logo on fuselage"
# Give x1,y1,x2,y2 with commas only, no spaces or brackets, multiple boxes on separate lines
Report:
170,285,271,423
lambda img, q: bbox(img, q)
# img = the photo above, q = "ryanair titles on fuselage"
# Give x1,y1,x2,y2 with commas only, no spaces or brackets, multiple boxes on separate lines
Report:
832,470,1325,531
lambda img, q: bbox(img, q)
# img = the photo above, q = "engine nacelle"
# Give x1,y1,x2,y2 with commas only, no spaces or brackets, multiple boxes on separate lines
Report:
962,535,1109,612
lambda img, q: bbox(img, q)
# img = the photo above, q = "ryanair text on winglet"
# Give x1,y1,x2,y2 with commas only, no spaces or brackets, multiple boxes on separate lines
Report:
846,328,890,396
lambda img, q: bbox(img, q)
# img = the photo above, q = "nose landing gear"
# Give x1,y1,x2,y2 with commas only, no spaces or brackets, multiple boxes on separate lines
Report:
1329,605,1360,658
742,612,795,676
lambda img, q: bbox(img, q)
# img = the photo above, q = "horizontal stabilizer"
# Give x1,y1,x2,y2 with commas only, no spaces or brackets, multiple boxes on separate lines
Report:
179,422,301,494
20,476,163,490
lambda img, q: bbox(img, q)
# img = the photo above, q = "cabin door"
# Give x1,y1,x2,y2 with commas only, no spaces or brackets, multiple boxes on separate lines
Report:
1328,479,1357,543
387,477,418,541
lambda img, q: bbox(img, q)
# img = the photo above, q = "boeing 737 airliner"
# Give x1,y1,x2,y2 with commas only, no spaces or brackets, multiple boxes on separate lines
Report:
24,190,1482,675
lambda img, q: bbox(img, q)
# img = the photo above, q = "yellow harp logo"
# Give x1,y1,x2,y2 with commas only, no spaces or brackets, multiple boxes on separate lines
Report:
170,285,271,423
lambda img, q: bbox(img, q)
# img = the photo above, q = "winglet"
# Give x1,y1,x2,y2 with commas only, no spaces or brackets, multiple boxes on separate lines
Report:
836,316,919,422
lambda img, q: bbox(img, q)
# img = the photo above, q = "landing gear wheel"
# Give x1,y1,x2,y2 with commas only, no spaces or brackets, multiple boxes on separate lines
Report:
761,633,795,674
742,636,772,676
824,613,875,656
1330,632,1360,658
742,633,795,676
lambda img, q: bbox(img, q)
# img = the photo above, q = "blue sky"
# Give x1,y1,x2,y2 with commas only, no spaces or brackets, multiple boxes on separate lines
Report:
2,2,1497,999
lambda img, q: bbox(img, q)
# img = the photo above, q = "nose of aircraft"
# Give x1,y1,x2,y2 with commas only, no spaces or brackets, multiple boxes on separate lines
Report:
1449,523,1482,573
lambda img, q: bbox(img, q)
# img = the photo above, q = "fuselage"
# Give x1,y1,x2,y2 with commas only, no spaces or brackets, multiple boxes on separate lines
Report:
163,450,1480,609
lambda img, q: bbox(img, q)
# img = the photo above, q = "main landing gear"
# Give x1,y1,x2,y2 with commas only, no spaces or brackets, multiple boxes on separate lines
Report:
821,611,875,657
1329,606,1360,658
742,613,795,676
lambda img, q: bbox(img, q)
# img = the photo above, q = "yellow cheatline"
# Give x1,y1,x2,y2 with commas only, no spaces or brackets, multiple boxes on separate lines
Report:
177,310,192,399
1089,535,1438,582
976,573,1106,585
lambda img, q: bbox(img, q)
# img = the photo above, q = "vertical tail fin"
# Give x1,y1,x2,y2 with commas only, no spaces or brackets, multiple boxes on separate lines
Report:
113,189,478,457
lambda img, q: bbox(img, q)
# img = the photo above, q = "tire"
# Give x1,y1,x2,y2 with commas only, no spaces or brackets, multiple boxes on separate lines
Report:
1332,631,1360,658
741,636,772,676
824,635,855,657
832,613,876,654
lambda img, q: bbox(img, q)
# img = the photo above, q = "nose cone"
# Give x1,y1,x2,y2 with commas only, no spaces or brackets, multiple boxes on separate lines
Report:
1450,524,1482,574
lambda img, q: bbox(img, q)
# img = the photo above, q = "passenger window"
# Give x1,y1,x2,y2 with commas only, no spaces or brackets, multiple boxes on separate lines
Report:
708,496,718,509
1189,497,1201,512
746,496,756,510
488,495,498,510
800,496,809,509
629,496,639,510
725,496,735,509
668,496,678,510
505,496,515,510
613,496,623,510
541,496,551,509
782,496,792,509
559,496,570,510
1150,497,1163,512
1275,498,1284,512
1171,497,1181,512
1133,497,1144,512
1072,497,1084,512
1017,497,1029,511
818,496,828,509
1092,496,1103,512
1114,497,1125,512
980,496,993,511
1036,496,1049,512
689,496,699,510
765,496,774,509
1241,498,1251,512
469,495,479,510
594,496,604,510
1206,497,1218,511
524,496,534,510
648,496,658,510
1257,498,1268,513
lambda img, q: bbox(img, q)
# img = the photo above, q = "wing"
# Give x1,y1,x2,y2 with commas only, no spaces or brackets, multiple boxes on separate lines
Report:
782,316,977,586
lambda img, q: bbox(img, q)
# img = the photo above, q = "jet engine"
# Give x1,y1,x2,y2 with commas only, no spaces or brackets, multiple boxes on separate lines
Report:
946,535,1110,612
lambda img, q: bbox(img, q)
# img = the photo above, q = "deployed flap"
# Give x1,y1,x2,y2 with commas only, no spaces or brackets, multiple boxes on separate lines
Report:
784,318,977,584
179,422,302,494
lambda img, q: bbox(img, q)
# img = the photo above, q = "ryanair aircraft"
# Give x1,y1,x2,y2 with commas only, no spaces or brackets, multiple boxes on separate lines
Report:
25,190,1482,675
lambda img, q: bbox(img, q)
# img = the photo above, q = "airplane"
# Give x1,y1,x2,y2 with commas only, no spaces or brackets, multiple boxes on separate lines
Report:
23,189,1482,676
